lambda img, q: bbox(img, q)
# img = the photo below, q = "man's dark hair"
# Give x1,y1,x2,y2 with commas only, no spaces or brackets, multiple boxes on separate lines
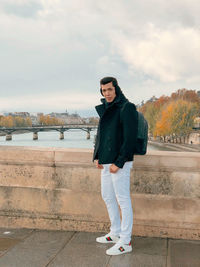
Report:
100,77,118,87
100,76,122,96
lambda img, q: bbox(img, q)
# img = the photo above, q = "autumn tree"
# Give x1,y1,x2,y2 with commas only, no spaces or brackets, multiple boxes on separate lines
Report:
0,116,33,127
39,115,64,126
0,116,14,127
140,102,158,135
14,116,27,127
140,89,199,141
139,95,170,135
26,117,32,126
170,100,198,143
154,103,173,141
171,89,200,105
154,100,198,143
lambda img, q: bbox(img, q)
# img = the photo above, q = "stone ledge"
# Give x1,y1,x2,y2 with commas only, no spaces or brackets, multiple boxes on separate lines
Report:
0,146,200,240
0,216,199,241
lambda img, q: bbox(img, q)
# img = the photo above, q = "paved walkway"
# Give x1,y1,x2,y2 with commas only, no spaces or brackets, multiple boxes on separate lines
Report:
0,228,200,267
148,140,200,152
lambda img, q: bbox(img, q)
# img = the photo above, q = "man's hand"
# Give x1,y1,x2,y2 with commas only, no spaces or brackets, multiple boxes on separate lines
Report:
95,160,103,169
110,164,119,173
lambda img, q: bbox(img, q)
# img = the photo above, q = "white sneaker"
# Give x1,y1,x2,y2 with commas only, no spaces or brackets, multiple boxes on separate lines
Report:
106,241,132,255
96,233,120,244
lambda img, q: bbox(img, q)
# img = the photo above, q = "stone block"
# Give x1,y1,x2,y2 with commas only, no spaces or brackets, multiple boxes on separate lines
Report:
0,230,74,267
54,148,93,166
168,239,200,267
0,164,55,189
48,232,110,267
55,165,101,192
0,146,55,166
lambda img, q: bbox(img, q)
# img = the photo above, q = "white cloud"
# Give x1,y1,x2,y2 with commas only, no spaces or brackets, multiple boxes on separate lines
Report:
0,0,200,114
0,91,100,112
111,24,200,83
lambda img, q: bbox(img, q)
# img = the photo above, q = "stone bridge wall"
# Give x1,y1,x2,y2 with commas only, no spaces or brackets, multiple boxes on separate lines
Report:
0,146,199,240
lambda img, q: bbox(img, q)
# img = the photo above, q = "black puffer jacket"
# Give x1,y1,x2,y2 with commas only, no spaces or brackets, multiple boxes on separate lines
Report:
93,92,138,168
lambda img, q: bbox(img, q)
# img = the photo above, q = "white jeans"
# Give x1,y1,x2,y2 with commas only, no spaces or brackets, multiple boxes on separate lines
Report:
101,161,133,244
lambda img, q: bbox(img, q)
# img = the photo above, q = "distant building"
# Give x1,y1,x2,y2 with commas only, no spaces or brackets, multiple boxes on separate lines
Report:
36,113,44,125
82,117,99,125
47,112,83,124
146,96,158,103
30,115,38,125
189,117,200,144
188,132,200,144
194,117,200,129
8,112,30,118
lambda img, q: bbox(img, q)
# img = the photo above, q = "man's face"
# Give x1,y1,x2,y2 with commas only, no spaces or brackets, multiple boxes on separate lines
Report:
101,82,116,103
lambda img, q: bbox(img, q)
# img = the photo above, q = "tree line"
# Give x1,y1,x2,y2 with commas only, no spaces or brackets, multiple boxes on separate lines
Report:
39,115,64,126
139,89,200,143
0,115,64,127
0,116,32,127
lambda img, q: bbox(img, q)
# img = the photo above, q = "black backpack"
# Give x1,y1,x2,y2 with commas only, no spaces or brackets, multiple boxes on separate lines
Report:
121,102,148,155
135,111,148,155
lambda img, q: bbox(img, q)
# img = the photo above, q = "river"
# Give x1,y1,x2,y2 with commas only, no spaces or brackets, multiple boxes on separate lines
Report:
0,130,171,151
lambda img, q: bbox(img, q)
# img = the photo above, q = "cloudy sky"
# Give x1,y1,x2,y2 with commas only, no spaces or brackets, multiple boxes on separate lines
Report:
0,0,200,116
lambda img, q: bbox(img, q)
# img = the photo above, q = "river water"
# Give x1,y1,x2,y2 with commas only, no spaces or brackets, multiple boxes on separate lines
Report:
0,130,168,151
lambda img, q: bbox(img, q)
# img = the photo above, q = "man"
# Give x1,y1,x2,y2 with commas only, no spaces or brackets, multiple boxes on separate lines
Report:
93,77,138,255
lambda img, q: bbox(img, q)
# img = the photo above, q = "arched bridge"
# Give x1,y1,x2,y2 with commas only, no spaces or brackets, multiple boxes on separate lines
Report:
0,124,98,141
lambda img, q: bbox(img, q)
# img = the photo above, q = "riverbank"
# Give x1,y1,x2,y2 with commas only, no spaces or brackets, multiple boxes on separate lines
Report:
148,140,200,152
0,130,29,136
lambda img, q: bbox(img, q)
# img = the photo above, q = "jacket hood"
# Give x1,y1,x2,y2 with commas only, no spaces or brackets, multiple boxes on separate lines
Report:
100,90,128,107
95,91,128,117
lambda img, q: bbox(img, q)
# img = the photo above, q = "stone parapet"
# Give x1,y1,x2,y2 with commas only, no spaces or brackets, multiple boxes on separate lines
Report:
0,146,199,240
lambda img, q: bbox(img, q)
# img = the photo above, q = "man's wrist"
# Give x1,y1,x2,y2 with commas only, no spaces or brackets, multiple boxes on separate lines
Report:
114,161,124,169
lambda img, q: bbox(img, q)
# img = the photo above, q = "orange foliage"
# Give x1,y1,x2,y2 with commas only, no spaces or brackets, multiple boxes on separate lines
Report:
154,103,173,137
0,116,14,127
171,89,200,104
154,99,198,141
140,88,199,137
39,115,64,126
153,95,170,109
0,116,32,127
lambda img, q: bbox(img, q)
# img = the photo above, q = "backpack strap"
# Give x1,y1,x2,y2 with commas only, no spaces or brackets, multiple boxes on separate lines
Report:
119,101,129,123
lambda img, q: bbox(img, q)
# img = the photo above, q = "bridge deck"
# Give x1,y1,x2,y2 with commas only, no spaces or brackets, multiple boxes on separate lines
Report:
0,228,200,267
0,124,98,133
